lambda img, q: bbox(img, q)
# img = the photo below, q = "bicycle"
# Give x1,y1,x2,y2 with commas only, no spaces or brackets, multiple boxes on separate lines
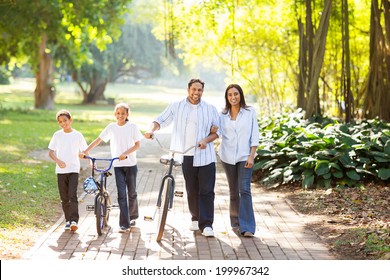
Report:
144,136,197,242
82,156,119,236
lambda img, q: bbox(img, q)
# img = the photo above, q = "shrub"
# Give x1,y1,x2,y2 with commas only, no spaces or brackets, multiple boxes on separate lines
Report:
254,110,390,189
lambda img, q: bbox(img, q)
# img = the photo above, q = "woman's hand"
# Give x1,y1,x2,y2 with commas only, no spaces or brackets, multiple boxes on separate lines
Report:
244,156,254,168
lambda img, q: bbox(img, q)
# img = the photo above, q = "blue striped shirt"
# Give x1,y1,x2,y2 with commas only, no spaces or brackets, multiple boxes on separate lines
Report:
218,107,259,165
155,98,220,167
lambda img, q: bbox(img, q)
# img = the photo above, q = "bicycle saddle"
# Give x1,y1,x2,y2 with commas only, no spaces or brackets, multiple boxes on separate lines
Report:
160,155,182,166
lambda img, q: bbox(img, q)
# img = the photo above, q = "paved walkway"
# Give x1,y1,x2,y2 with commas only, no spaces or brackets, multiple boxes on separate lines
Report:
24,133,333,260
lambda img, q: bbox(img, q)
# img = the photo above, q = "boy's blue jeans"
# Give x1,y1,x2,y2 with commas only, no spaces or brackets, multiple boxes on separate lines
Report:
114,165,139,228
221,161,256,234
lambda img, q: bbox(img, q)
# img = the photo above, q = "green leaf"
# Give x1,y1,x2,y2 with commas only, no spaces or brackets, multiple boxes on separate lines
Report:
253,159,278,170
338,154,356,168
315,160,330,176
374,156,390,163
329,162,342,170
378,168,390,180
332,171,344,178
302,174,314,189
346,170,361,180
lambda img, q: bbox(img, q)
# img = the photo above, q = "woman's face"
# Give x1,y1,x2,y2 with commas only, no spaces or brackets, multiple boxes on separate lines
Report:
227,87,241,107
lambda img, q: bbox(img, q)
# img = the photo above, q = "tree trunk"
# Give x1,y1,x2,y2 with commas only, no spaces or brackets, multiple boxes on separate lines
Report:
297,19,307,109
342,0,353,122
362,0,390,121
82,75,108,104
34,33,55,110
305,0,332,119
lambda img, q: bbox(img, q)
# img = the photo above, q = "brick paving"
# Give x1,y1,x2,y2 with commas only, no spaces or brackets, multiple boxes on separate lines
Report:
23,133,333,260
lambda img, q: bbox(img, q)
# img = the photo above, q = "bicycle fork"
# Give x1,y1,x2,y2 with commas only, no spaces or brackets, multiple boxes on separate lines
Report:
144,174,183,222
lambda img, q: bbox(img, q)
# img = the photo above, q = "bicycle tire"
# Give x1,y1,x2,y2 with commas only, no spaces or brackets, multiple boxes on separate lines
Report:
156,178,173,241
104,192,111,227
95,194,105,236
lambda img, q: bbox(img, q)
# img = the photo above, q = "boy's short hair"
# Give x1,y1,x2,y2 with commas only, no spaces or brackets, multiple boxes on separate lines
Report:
56,109,72,121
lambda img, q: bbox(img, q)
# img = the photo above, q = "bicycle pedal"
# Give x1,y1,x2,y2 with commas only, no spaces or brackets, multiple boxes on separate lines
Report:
174,191,184,197
144,216,153,221
86,205,94,211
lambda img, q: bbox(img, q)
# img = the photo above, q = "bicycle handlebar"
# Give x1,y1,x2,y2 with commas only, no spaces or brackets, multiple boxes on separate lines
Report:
83,155,120,172
152,135,199,155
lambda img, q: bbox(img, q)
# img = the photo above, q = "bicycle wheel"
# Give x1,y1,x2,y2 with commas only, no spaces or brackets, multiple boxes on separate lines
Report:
104,192,111,227
156,178,173,242
95,194,105,236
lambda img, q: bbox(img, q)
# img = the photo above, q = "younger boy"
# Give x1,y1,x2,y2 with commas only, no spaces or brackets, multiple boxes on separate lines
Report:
48,109,88,231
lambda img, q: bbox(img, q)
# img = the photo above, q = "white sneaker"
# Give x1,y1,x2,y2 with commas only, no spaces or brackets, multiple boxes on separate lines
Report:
70,221,78,231
243,232,254,237
189,221,199,231
202,227,215,237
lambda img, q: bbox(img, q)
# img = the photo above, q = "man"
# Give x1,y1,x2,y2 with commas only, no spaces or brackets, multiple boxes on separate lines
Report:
144,78,219,237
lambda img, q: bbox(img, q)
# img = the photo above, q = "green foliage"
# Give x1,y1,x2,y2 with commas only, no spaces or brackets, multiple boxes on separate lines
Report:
0,0,132,70
255,110,390,189
0,66,11,84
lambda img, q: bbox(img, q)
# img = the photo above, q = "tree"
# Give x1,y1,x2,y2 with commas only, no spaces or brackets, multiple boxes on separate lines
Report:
74,21,165,104
0,0,131,109
298,0,332,118
360,0,390,121
341,0,353,122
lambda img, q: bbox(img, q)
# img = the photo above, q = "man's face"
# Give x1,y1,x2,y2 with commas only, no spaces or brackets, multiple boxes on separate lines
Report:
187,82,203,104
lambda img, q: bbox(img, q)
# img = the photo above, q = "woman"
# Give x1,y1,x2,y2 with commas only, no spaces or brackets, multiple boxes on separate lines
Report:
218,84,259,237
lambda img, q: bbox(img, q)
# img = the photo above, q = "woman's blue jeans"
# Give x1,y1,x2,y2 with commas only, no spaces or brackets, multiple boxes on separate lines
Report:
221,161,256,234
114,165,139,228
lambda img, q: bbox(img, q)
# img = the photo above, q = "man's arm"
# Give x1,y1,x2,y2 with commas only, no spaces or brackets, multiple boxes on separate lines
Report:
144,121,161,139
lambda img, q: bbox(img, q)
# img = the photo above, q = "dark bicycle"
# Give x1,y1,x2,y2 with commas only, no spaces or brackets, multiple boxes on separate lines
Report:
144,136,197,242
82,156,119,236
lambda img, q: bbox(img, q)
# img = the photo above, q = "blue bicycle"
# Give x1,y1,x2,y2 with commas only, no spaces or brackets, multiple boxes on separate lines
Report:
83,156,119,236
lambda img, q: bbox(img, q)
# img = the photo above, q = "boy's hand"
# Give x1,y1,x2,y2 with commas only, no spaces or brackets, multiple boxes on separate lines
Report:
57,160,66,168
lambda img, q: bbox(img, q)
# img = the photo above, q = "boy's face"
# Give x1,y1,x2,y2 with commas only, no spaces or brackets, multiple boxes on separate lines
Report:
57,115,72,131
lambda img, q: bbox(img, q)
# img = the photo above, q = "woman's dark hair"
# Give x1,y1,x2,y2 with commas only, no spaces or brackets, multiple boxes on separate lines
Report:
223,84,248,114
188,78,205,89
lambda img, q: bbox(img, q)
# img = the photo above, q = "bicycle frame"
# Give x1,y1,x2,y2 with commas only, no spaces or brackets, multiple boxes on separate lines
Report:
154,136,195,208
144,136,197,243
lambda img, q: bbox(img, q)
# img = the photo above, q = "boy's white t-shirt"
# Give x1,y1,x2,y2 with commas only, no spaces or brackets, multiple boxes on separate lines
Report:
99,122,143,167
48,129,88,174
